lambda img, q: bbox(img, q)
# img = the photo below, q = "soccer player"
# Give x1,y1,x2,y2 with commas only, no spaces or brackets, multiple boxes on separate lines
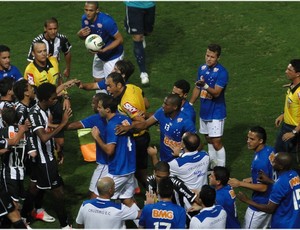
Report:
124,1,156,84
105,72,149,188
77,1,124,83
172,79,196,124
237,152,300,228
76,177,139,229
26,83,72,228
65,93,108,198
139,177,186,229
0,45,22,81
116,93,196,162
274,59,300,155
190,185,227,229
190,43,229,167
148,132,209,191
228,126,275,228
27,17,72,78
91,94,140,218
209,166,241,228
0,77,15,128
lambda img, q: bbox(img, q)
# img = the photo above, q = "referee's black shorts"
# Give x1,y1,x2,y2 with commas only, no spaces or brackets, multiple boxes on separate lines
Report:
134,131,150,170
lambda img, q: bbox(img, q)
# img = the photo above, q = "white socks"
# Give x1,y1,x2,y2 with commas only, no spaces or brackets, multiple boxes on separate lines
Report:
208,144,226,167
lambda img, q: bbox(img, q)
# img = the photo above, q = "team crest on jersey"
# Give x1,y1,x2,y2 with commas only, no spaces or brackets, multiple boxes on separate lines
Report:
97,23,102,28
201,65,206,70
177,118,183,123
213,67,219,72
27,74,34,85
84,20,89,25
123,102,138,114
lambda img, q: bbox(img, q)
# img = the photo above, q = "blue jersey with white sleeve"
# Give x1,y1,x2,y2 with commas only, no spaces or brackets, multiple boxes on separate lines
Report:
196,63,228,121
105,114,136,175
139,200,186,229
153,108,196,162
0,65,22,81
80,113,107,165
81,12,123,62
250,145,275,211
216,185,241,228
269,170,300,228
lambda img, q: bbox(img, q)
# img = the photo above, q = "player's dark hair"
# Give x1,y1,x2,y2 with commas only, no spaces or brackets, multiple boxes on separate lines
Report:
2,107,17,126
182,132,200,152
158,177,173,199
0,77,14,96
290,59,300,73
101,94,118,113
86,1,99,9
208,44,222,57
44,17,58,27
166,93,182,111
213,166,230,186
36,83,56,102
115,60,135,82
94,92,107,103
276,152,293,171
154,161,170,173
200,185,216,207
174,79,190,94
107,72,126,87
0,45,10,53
249,126,267,144
13,79,29,101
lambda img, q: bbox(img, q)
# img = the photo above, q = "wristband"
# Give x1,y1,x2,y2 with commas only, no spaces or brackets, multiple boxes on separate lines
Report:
203,84,209,90
189,102,193,106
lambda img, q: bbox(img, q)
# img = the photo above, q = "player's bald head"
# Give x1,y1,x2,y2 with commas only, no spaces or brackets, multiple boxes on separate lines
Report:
97,177,114,196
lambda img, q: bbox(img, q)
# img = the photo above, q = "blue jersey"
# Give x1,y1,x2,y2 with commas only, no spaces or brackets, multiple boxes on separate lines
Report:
105,114,135,175
124,1,155,8
81,114,107,165
269,170,300,228
139,200,186,229
0,65,22,81
216,185,241,228
250,145,275,211
181,100,196,124
81,12,123,62
153,108,196,162
196,63,228,120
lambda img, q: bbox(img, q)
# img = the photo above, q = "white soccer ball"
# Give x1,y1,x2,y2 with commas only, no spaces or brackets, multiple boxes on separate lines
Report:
85,34,105,52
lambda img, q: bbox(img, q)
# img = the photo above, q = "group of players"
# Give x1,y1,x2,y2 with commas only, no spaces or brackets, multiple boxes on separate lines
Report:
1,1,300,229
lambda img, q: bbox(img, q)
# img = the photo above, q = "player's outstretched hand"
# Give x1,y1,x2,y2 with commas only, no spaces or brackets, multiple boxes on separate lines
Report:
228,178,241,188
115,124,130,135
91,126,100,139
145,191,157,205
62,108,72,125
147,146,158,157
236,191,250,204
258,170,274,185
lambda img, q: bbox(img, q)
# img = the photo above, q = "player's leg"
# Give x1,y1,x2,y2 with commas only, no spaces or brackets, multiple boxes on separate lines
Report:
89,164,108,199
92,55,105,84
244,207,271,229
207,119,226,166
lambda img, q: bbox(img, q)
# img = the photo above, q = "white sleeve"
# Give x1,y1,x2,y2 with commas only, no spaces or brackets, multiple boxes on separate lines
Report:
189,217,200,229
168,160,179,177
121,204,139,221
75,205,84,225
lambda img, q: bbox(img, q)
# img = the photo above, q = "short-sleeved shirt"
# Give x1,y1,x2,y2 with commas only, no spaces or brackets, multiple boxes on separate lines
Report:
196,63,228,121
190,205,227,229
139,200,186,229
81,12,123,62
24,56,60,87
80,113,108,165
0,65,23,81
153,108,196,162
27,33,72,62
169,150,209,191
105,114,136,175
76,197,138,229
216,185,241,228
283,83,300,126
250,145,275,211
269,170,300,228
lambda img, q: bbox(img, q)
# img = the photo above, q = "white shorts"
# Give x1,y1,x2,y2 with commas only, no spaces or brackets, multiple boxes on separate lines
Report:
107,173,135,200
92,53,124,79
89,163,108,195
244,207,271,229
199,118,225,137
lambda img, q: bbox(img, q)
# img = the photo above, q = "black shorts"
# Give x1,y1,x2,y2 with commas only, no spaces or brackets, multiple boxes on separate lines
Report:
124,5,156,35
49,97,64,138
0,190,15,217
34,160,64,190
134,131,150,170
1,178,25,202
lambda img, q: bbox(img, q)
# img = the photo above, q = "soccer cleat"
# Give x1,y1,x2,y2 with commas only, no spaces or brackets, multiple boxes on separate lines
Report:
142,38,146,48
140,72,149,84
61,224,72,229
32,209,56,223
